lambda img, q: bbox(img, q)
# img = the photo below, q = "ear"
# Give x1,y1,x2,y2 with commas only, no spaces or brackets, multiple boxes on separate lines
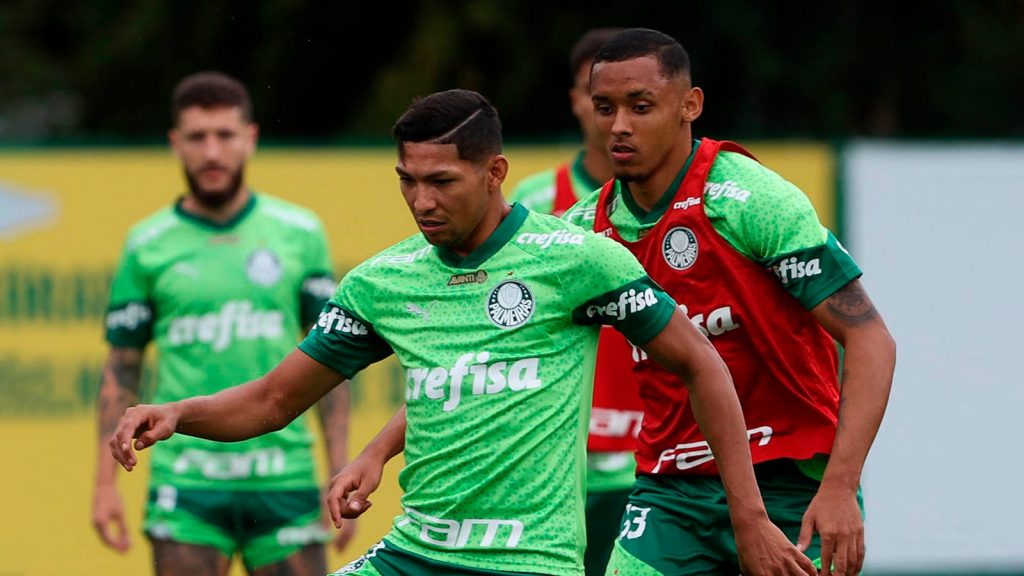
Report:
682,87,704,124
569,86,588,120
246,122,259,157
488,154,509,189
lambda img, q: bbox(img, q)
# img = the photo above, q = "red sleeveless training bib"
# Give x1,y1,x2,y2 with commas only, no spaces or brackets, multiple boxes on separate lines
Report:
552,164,578,217
593,138,840,475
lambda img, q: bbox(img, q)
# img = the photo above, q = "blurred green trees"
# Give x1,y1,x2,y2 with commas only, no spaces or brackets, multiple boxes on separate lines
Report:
1,0,1021,141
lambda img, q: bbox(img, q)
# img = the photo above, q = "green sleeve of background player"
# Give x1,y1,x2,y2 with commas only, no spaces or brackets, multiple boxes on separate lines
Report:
509,168,557,214
105,237,154,349
298,218,337,328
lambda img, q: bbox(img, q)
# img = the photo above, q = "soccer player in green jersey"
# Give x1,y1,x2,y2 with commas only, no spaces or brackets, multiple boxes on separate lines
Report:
564,29,897,576
509,27,638,576
109,89,813,576
92,71,354,576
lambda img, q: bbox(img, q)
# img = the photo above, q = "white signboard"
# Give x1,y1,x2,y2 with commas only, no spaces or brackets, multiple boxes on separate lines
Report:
845,141,1024,572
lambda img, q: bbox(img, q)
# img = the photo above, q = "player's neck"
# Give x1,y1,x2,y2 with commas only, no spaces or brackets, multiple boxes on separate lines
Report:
627,137,693,212
181,187,252,225
450,200,513,257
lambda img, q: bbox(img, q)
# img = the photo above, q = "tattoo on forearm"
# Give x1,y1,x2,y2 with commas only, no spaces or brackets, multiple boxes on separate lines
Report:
97,351,142,438
827,281,878,326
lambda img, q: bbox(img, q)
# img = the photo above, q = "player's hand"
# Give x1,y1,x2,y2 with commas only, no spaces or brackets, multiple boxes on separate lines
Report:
798,485,865,576
109,403,180,471
734,514,817,576
92,483,132,553
320,487,358,552
326,455,384,529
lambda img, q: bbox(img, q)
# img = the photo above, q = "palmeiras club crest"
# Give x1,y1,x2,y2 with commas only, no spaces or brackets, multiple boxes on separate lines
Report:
662,226,699,270
247,248,283,286
486,279,535,329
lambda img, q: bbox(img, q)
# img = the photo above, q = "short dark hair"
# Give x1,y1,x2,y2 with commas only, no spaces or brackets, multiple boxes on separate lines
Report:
171,71,253,125
569,27,626,78
593,28,691,81
392,89,502,164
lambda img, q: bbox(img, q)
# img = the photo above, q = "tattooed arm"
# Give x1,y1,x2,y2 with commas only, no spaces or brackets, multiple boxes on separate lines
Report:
799,279,896,575
92,346,144,553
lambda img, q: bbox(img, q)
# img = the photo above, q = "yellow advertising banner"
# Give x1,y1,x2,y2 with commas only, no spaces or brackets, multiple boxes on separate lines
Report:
0,142,833,575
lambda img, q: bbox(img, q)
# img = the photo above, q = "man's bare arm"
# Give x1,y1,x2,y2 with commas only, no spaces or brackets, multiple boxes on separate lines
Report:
811,278,896,489
93,347,144,551
801,278,896,575
98,348,144,454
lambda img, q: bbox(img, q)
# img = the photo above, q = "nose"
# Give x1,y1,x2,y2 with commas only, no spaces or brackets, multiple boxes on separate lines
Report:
611,109,632,138
408,185,438,215
201,134,223,160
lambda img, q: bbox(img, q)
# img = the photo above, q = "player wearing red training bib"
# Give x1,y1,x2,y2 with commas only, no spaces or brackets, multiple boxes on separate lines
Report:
564,28,896,576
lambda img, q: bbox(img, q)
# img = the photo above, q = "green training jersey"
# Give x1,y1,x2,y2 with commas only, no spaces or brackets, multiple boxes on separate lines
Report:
300,204,676,576
105,193,335,490
508,151,603,214
564,140,858,310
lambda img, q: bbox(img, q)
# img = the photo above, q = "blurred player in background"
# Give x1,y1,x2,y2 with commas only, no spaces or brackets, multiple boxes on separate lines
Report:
92,71,353,576
108,89,814,576
510,27,621,216
562,28,897,576
510,27,640,576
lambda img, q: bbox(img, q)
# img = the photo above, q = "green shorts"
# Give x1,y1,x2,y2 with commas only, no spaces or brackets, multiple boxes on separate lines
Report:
330,539,543,576
586,487,632,576
606,459,864,575
143,484,328,569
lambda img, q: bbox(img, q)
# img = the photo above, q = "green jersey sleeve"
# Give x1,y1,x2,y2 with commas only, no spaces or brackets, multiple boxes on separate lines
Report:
298,218,336,328
763,231,862,309
706,151,862,309
297,269,394,379
708,151,829,259
566,233,676,345
105,237,154,349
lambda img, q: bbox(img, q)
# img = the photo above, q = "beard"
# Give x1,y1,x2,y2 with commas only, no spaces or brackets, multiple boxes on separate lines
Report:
612,167,647,183
184,165,245,209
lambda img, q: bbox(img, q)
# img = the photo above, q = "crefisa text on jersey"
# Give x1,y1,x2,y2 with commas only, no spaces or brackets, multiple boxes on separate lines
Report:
316,306,369,336
405,352,542,412
585,287,660,322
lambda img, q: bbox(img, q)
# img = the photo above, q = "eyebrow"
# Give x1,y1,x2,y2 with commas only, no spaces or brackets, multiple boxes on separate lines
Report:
395,167,456,179
626,89,654,99
592,88,655,101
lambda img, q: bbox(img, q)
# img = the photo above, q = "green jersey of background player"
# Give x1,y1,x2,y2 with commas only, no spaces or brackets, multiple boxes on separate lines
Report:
110,89,812,576
93,71,354,576
507,27,634,576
